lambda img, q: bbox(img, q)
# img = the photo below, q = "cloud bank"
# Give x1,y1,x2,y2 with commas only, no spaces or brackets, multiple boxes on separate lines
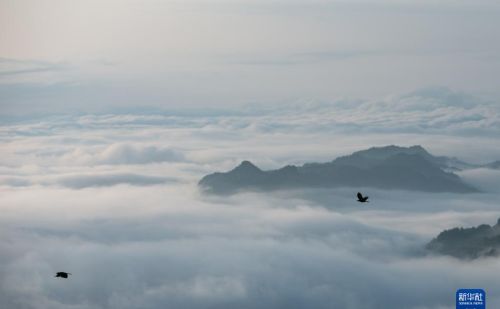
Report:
1,99,500,308
2,184,500,309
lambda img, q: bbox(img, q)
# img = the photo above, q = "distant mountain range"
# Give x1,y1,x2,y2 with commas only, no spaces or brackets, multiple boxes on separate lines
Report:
426,219,500,259
484,160,500,169
199,145,488,194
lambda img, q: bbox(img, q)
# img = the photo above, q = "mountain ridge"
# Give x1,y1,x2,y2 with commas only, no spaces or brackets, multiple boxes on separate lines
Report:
199,145,480,194
426,219,500,259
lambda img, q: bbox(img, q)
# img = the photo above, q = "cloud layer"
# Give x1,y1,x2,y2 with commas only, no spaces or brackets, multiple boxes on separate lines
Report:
2,184,500,309
1,104,500,308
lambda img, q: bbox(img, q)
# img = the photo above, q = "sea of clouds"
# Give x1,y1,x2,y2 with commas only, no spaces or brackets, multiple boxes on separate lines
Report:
1,88,500,308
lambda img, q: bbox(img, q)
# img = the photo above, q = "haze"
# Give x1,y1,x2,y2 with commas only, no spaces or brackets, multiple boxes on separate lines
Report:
1,1,500,308
2,0,500,115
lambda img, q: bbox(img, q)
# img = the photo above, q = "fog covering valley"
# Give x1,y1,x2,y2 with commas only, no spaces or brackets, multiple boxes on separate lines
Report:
1,92,500,309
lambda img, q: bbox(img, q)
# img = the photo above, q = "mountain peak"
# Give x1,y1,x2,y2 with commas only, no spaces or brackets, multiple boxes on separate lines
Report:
199,145,478,195
233,160,261,172
427,218,500,259
350,145,433,160
367,144,428,154
408,144,425,151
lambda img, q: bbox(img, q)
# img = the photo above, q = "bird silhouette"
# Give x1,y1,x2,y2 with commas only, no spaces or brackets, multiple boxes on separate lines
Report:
357,192,369,203
55,272,71,278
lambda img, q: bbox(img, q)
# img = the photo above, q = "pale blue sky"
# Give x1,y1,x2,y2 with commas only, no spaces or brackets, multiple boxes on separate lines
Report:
1,0,500,116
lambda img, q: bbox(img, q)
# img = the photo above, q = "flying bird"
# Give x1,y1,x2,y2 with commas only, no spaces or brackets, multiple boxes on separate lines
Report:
55,272,71,278
357,192,369,203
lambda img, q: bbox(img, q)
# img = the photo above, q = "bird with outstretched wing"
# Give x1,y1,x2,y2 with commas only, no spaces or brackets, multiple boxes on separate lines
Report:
357,192,369,203
55,272,71,278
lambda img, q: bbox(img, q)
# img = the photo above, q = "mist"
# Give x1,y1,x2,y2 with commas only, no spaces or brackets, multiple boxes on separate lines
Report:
1,107,500,308
2,1,500,306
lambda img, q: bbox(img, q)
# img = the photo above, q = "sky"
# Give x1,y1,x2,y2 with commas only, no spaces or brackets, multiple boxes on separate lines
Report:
2,1,500,308
1,0,500,116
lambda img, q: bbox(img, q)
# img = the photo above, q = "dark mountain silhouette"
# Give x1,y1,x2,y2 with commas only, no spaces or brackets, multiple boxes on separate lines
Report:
332,145,474,171
199,145,479,194
426,219,500,259
483,160,500,169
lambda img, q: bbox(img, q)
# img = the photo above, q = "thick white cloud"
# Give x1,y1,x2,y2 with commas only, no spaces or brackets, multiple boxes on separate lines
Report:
57,143,184,166
457,168,500,193
97,144,183,165
1,184,500,309
52,173,177,189
1,107,500,308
